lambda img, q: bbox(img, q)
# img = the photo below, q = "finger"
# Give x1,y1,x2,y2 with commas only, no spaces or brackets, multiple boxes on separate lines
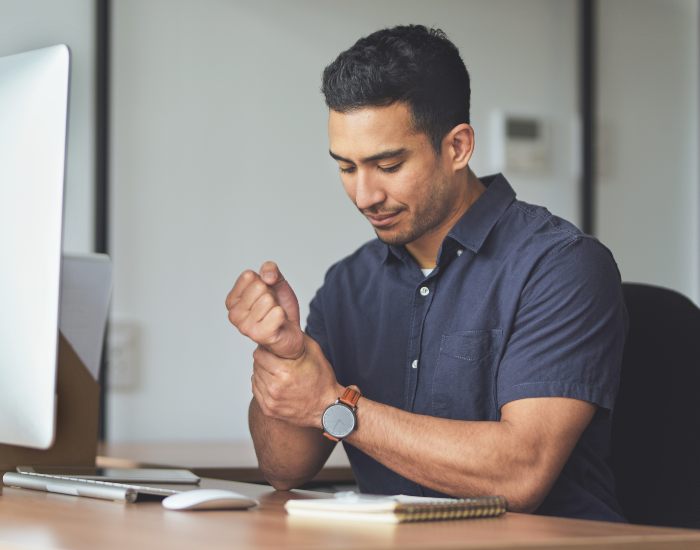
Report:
252,370,264,394
253,345,283,376
238,277,276,314
225,269,258,310
259,261,283,286
227,283,266,329
253,363,278,387
225,270,258,310
248,291,278,324
252,367,278,402
260,263,300,327
229,291,274,335
251,374,269,414
248,305,287,346
229,278,275,330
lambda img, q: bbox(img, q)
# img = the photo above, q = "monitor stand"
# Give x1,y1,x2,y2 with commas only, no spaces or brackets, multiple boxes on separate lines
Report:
0,334,99,472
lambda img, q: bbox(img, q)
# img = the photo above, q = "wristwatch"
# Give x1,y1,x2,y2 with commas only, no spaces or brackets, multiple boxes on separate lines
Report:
322,386,361,442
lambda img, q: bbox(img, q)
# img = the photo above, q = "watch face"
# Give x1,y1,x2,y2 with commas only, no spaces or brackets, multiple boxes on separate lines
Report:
322,403,356,439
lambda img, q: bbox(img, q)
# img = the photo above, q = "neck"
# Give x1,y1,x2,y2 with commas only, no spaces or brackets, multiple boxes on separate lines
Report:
406,169,485,268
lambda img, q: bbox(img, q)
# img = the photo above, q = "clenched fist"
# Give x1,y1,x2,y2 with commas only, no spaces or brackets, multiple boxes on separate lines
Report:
225,261,305,359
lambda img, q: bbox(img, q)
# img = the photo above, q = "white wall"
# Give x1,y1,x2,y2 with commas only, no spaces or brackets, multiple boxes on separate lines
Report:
109,0,579,441
0,0,95,253
597,0,699,304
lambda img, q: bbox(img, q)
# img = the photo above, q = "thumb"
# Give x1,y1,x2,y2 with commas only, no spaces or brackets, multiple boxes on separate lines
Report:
259,261,301,327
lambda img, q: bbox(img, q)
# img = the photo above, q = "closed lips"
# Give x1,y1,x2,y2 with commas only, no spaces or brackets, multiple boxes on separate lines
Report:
366,211,402,225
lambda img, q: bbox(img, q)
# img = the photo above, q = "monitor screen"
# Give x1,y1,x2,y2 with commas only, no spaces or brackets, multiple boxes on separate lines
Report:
0,45,69,449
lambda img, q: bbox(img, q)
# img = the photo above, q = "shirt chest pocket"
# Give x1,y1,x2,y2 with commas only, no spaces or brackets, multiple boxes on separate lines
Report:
431,330,501,420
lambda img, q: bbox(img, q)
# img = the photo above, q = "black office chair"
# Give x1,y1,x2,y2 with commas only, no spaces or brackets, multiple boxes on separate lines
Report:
609,283,700,528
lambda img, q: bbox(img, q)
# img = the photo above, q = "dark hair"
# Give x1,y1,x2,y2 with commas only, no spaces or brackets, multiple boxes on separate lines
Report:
321,25,470,152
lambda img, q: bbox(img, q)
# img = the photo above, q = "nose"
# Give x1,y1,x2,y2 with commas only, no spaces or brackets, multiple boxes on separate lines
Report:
354,170,385,211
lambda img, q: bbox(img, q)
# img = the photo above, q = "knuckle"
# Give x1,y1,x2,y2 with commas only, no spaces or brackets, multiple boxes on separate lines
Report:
267,383,281,400
249,325,270,344
250,280,267,296
277,368,290,383
306,336,319,353
235,313,249,330
233,270,254,291
260,293,275,308
241,320,259,340
270,305,286,322
258,391,275,414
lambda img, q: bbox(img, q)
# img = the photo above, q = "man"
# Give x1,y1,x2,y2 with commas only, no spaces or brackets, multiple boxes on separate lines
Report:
225,25,627,521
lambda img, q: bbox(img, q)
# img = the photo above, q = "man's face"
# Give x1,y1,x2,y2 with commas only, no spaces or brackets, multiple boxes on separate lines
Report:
328,102,460,247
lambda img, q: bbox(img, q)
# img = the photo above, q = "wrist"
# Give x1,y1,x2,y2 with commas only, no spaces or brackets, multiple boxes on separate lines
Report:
316,383,344,428
288,327,307,360
321,385,361,442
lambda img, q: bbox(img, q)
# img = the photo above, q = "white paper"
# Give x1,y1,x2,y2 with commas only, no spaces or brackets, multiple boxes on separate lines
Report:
59,254,112,380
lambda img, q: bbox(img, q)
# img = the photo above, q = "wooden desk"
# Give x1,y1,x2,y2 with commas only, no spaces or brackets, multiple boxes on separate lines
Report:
98,440,354,485
1,478,700,549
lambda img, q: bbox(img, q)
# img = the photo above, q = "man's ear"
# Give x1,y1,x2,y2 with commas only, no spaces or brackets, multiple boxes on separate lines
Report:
442,123,474,171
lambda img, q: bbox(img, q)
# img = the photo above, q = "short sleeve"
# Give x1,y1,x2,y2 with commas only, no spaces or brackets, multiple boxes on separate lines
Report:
496,236,628,411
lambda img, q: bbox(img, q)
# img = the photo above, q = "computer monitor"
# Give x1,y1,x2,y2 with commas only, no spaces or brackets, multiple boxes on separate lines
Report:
0,45,70,449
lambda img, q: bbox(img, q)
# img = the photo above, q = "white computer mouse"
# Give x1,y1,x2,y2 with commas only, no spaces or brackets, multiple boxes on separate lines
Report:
162,489,259,511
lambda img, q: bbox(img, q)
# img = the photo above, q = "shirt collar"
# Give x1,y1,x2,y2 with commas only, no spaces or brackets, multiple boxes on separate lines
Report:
447,173,516,254
385,173,516,262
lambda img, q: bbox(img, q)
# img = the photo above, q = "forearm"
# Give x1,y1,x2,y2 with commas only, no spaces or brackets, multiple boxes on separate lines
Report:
346,398,554,511
248,398,334,490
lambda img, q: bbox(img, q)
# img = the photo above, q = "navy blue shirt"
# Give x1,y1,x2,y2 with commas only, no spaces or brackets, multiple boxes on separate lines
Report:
306,174,627,522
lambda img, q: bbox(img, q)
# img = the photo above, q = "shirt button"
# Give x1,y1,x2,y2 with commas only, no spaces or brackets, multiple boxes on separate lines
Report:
411,359,418,369
419,286,430,297
457,249,464,257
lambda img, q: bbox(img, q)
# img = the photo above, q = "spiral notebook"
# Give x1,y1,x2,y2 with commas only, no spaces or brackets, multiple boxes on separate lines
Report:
285,492,507,523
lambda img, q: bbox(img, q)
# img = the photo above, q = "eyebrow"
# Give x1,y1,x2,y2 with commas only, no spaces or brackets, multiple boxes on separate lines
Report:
328,148,408,165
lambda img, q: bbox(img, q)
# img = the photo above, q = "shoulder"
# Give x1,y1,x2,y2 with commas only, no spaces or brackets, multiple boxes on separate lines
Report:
489,198,622,307
505,198,618,275
523,220,621,310
530,212,618,283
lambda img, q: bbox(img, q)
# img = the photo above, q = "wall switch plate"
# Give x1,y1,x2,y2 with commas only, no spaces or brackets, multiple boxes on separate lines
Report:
491,111,552,177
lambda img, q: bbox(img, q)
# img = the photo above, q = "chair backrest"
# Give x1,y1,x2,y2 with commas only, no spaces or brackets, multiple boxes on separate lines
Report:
610,283,700,528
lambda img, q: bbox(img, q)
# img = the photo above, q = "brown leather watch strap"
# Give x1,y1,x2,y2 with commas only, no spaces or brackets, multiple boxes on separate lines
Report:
323,432,340,442
338,386,361,408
